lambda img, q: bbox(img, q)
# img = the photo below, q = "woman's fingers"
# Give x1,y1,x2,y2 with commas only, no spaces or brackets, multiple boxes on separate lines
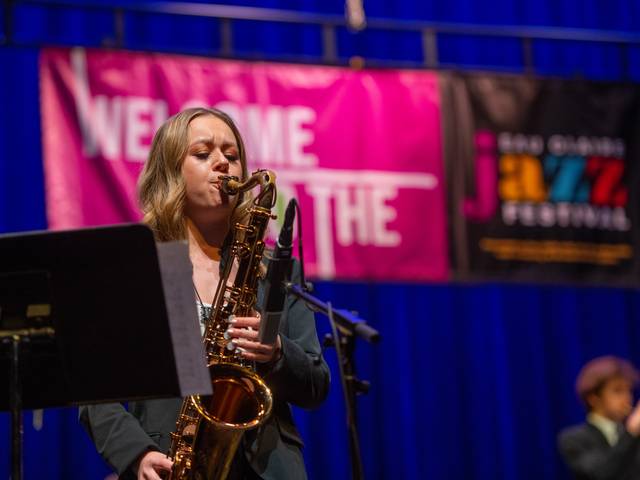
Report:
233,338,272,352
226,326,258,341
229,315,260,329
239,350,273,362
137,452,172,480
156,457,173,471
236,340,277,363
142,470,162,480
226,314,280,363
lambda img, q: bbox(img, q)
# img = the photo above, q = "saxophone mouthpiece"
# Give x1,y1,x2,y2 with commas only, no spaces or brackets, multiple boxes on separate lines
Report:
219,175,241,194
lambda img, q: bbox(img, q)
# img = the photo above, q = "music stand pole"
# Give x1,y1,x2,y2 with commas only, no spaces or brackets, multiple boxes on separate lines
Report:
2,327,55,480
9,334,22,480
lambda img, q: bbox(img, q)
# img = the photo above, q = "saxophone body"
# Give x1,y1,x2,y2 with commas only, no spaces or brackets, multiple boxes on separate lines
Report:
168,169,276,480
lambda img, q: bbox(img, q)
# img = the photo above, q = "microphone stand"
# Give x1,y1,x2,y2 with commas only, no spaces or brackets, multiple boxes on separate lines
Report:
284,282,380,480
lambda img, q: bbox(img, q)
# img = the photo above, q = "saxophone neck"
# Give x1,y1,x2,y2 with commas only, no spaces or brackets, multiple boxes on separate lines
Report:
219,169,277,209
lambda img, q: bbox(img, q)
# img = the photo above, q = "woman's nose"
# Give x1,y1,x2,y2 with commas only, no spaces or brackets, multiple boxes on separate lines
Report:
212,152,229,172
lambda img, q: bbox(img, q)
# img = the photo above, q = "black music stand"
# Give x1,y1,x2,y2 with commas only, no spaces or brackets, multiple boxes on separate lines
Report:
0,224,211,480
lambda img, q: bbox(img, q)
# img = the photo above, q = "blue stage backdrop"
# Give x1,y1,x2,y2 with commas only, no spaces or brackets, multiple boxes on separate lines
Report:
2,1,640,479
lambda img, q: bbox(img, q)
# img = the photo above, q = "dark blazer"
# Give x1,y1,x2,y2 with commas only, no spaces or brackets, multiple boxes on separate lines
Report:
558,422,640,480
79,260,330,480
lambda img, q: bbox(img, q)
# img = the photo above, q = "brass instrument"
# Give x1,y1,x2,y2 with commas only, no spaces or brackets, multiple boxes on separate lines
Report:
167,170,276,480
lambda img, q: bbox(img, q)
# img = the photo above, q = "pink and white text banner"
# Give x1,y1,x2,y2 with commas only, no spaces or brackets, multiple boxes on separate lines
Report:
40,47,448,281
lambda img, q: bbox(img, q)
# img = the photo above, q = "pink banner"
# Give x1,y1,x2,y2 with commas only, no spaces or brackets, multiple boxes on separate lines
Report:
40,47,448,281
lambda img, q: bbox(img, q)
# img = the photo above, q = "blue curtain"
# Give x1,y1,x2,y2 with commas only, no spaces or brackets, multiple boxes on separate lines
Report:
2,1,640,479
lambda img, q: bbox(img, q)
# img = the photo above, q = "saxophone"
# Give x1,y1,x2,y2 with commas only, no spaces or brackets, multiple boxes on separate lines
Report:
167,169,276,480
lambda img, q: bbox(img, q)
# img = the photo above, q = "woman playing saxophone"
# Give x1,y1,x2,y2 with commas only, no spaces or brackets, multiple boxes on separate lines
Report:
79,107,330,480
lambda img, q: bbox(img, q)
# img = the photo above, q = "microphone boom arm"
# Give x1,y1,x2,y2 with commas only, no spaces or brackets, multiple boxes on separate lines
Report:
283,283,380,343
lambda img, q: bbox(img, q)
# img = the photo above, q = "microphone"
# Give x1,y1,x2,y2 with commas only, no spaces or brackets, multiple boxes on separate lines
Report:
258,198,296,344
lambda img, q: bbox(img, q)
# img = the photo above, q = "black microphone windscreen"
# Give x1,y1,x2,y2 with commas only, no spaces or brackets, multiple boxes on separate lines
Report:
277,199,296,248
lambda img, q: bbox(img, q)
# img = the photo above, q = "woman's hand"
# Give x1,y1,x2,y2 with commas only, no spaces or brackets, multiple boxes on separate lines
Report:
226,313,282,363
135,451,173,480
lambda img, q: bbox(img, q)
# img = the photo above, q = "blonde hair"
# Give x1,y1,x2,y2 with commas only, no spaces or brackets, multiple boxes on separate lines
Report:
138,107,252,241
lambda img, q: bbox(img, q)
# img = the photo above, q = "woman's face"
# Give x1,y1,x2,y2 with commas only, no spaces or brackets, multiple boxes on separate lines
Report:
182,114,244,221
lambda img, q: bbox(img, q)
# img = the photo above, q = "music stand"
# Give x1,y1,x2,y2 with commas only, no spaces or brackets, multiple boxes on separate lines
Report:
0,224,211,480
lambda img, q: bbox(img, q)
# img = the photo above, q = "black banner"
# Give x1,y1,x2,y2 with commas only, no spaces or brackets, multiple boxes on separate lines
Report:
441,73,640,285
